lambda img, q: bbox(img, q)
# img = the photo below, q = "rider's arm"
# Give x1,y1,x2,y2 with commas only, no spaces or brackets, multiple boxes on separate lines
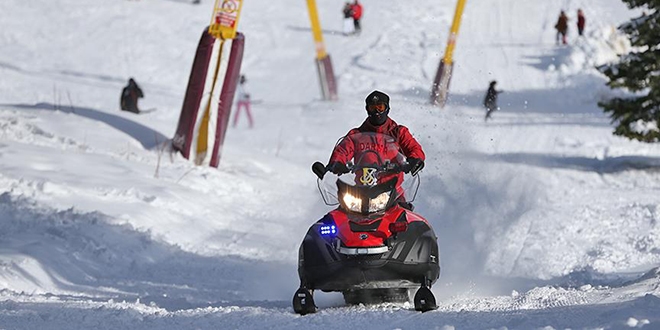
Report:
397,126,425,161
329,131,356,164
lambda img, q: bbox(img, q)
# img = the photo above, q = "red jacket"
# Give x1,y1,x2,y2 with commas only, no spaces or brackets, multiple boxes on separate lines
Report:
329,117,425,191
330,117,424,164
351,3,363,20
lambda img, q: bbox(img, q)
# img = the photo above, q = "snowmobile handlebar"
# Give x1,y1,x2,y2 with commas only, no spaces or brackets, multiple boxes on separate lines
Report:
311,161,412,180
360,161,412,175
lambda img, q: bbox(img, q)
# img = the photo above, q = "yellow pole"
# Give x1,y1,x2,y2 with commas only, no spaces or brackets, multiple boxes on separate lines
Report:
305,0,336,100
306,0,328,59
430,0,467,106
443,0,467,65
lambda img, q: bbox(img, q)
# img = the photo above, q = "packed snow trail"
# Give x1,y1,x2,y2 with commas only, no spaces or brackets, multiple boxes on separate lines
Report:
1,0,660,329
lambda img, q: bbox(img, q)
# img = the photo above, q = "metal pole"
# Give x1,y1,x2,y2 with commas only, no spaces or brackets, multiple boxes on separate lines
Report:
306,0,337,100
430,0,467,107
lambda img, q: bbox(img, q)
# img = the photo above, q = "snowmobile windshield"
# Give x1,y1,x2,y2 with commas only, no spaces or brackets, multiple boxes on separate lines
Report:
317,132,420,214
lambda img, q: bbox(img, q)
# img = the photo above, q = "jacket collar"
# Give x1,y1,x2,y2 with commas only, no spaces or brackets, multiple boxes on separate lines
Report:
358,117,396,133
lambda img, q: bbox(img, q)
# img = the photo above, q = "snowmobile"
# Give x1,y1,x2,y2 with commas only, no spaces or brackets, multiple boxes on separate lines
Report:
292,132,440,315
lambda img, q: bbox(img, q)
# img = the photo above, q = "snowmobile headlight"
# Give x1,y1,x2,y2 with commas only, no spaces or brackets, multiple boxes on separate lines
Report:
368,192,390,212
342,192,362,212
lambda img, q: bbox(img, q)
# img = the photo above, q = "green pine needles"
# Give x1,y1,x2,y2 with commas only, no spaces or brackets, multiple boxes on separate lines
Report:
598,1,660,142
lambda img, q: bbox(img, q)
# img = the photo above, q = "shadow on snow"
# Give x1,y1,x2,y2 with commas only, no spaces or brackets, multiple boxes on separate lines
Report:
464,151,660,174
445,87,604,116
1,102,168,150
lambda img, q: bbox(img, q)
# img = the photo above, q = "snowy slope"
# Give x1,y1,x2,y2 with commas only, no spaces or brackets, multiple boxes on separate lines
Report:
1,0,660,329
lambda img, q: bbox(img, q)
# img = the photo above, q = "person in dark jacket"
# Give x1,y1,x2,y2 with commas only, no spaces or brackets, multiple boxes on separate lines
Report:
577,9,586,36
484,80,503,122
120,78,143,114
342,2,354,35
327,90,425,209
555,10,569,45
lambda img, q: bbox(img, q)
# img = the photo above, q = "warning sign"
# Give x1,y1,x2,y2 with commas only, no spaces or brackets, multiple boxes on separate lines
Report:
209,0,244,39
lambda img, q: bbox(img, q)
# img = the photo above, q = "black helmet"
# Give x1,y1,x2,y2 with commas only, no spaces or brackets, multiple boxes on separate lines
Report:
365,90,389,107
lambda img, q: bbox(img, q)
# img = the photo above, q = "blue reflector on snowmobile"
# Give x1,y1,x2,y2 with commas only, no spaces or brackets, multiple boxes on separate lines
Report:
320,225,337,236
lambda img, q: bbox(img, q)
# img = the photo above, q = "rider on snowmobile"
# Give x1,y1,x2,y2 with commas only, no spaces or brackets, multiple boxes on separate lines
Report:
327,90,425,207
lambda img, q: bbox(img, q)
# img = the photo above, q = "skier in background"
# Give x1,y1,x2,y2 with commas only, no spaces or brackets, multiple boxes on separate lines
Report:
233,75,254,128
120,78,143,114
350,0,363,35
342,2,354,36
484,80,503,122
555,10,569,45
577,9,586,36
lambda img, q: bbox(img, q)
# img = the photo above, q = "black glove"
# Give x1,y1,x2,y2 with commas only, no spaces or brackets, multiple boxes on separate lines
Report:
407,158,424,176
327,161,350,175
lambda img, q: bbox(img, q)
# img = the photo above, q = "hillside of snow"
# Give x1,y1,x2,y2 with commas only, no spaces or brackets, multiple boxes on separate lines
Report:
1,0,660,329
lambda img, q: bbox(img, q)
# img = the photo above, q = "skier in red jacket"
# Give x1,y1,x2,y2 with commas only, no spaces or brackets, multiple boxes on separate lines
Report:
350,0,363,35
327,90,425,208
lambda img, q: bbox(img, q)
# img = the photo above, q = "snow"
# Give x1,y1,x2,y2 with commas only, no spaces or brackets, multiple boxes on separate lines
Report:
1,0,660,329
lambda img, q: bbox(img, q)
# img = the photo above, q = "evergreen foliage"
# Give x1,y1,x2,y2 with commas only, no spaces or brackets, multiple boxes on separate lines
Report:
598,2,660,142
